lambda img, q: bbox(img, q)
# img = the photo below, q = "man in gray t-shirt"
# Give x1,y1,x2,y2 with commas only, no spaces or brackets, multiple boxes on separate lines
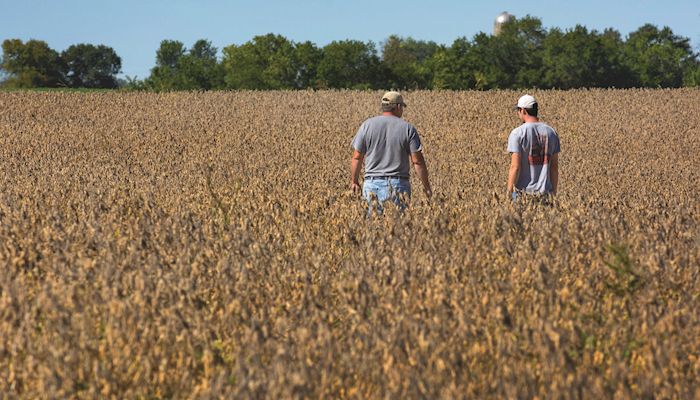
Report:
507,94,560,199
350,91,432,212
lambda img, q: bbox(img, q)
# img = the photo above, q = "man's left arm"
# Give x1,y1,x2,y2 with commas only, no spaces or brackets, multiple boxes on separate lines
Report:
411,151,432,198
549,152,559,195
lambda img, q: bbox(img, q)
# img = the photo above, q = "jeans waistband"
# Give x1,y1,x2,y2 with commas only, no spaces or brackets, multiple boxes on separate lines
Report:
365,176,409,180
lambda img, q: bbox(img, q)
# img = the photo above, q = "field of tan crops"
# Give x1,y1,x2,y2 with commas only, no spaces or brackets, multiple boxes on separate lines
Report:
0,89,699,398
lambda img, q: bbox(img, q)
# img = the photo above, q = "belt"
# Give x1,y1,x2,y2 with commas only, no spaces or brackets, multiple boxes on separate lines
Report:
365,176,409,180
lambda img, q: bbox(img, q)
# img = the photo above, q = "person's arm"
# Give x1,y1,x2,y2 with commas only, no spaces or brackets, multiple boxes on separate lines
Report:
549,152,559,195
507,152,521,194
411,151,432,198
350,150,364,194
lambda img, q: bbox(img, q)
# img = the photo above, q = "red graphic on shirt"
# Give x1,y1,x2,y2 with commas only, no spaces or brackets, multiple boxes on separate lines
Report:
528,133,550,166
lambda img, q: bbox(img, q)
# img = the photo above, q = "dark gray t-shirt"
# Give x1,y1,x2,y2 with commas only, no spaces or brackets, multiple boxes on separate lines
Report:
351,115,423,178
507,122,561,194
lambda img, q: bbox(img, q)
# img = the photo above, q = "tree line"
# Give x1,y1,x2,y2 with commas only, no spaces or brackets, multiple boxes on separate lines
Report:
2,16,699,90
0,39,122,88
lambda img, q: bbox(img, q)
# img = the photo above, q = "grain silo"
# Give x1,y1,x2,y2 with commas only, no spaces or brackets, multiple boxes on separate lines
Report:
494,11,514,35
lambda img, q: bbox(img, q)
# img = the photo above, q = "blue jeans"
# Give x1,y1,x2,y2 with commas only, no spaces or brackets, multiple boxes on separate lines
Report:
363,178,411,216
512,191,553,206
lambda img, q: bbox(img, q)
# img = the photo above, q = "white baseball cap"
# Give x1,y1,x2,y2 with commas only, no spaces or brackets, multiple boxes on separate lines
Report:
514,94,537,110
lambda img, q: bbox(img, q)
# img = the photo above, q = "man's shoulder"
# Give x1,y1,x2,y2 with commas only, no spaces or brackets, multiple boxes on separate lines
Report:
360,115,384,127
365,115,404,123
364,115,415,129
509,124,526,137
515,122,557,134
536,122,559,138
363,115,384,123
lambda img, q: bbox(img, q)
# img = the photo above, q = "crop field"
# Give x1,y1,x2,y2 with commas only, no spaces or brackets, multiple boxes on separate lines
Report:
0,89,698,398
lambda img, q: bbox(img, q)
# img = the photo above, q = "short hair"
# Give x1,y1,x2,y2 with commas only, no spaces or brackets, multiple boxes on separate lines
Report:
521,104,538,117
381,103,399,112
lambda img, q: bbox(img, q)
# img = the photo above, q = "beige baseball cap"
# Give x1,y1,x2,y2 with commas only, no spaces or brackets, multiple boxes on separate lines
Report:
513,94,537,110
381,91,407,107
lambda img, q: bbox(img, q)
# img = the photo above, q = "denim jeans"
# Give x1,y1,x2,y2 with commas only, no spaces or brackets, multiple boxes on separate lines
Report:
512,190,553,206
363,178,411,216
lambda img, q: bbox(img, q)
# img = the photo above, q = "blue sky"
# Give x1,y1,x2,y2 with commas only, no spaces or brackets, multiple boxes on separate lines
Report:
1,0,698,79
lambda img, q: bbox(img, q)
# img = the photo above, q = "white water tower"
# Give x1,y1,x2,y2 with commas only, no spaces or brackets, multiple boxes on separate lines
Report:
494,11,514,35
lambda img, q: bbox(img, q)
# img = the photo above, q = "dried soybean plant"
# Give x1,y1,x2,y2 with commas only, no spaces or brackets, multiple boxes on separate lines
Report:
0,89,698,399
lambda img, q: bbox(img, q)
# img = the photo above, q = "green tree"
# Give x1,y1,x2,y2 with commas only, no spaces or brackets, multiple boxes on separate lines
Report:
147,40,186,90
156,40,186,69
684,60,700,87
436,16,545,90
599,28,637,88
147,39,223,91
316,40,381,89
541,26,631,89
467,16,545,89
624,24,695,87
222,34,297,89
466,33,511,89
293,41,323,89
381,35,439,89
176,40,224,90
1,39,64,88
61,44,122,88
190,39,217,60
430,38,473,89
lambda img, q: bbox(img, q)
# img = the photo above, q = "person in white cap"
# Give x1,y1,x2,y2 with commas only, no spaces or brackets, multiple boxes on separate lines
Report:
507,94,560,202
350,91,432,214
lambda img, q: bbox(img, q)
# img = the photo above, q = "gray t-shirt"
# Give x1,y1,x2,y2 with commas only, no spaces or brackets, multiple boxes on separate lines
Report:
351,115,423,178
507,122,561,194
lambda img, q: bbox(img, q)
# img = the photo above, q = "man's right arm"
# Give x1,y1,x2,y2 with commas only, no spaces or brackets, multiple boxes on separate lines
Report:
506,131,521,195
411,151,432,198
350,150,364,194
508,152,521,194
350,125,366,195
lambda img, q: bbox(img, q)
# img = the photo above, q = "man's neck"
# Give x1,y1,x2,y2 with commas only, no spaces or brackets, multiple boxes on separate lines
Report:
382,111,400,118
523,116,539,123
